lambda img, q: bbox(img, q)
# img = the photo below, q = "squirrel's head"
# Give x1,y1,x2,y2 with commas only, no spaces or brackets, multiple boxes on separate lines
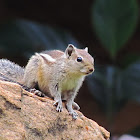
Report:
65,44,94,75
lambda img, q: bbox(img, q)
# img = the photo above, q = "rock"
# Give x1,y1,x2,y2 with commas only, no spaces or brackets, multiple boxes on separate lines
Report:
0,80,110,140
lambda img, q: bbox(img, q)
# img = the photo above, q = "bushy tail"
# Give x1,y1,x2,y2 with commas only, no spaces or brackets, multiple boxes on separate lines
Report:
0,59,24,83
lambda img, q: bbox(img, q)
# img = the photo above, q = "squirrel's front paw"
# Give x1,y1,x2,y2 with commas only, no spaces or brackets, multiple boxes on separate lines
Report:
53,100,63,112
30,88,45,97
69,110,78,120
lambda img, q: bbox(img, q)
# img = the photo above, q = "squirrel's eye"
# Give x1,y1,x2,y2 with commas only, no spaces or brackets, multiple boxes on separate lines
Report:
77,57,82,62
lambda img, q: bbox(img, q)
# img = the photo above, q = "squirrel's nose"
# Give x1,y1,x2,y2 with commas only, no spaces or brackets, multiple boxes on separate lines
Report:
89,68,94,72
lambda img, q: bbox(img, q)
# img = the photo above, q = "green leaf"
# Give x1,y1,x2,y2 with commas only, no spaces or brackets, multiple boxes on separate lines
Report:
122,61,140,102
121,53,140,69
0,19,80,58
91,0,138,58
88,62,140,118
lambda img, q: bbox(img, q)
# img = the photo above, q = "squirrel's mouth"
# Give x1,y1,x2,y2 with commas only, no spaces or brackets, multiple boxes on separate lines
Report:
85,68,94,75
80,67,94,75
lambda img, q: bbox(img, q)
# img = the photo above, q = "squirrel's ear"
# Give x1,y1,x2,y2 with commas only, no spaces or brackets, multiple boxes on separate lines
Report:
85,47,88,52
65,44,76,58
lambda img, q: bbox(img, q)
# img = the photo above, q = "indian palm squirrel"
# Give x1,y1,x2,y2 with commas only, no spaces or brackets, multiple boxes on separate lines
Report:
0,44,94,119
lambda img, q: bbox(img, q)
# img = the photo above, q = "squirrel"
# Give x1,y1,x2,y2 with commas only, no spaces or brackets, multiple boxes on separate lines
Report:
0,44,94,119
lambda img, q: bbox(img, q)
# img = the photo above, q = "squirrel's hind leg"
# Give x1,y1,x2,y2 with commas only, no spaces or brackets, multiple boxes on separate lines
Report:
72,102,80,110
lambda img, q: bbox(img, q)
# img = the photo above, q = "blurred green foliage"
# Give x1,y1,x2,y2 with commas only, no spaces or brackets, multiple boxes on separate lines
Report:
90,0,140,123
129,126,140,138
92,0,138,58
0,20,79,58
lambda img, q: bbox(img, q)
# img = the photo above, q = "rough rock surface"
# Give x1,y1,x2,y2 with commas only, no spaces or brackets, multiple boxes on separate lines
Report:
0,80,110,140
